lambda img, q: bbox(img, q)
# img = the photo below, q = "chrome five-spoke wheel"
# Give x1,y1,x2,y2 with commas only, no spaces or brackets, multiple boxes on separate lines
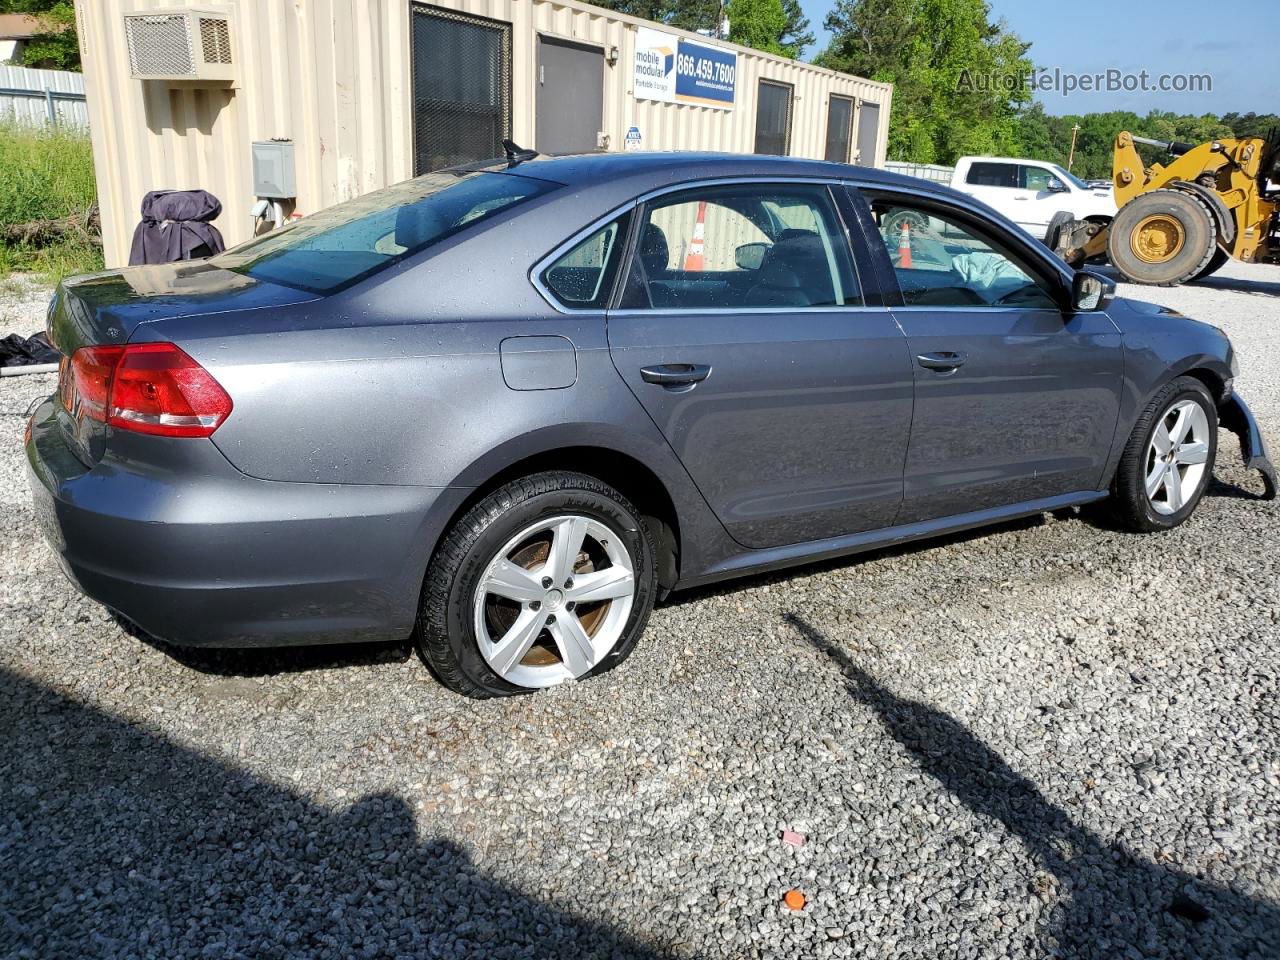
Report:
1144,398,1210,515
473,515,636,688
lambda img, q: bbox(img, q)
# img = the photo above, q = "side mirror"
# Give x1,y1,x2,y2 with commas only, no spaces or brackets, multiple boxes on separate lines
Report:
735,242,769,271
1047,177,1069,193
1071,269,1115,312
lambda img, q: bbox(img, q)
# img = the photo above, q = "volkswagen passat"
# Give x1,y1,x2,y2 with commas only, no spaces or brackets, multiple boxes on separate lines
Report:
26,151,1276,697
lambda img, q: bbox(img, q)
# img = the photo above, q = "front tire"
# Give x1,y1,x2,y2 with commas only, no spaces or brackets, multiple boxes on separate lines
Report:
416,472,657,698
1107,376,1217,532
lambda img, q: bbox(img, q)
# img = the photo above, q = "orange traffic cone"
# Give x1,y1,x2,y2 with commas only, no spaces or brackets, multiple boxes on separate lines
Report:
897,220,912,268
684,200,707,271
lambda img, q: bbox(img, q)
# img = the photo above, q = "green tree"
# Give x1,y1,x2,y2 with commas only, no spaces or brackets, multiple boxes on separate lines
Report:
726,0,787,56
776,0,815,58
581,0,672,19
582,0,812,58
1000,108,1264,182
1220,112,1280,141
0,0,79,71
816,0,1032,164
665,0,722,36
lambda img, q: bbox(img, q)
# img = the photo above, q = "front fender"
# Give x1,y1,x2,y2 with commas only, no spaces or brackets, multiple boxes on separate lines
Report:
1218,393,1277,499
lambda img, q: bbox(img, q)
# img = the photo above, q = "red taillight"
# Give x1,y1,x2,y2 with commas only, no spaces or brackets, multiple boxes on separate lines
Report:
65,342,232,438
69,345,122,422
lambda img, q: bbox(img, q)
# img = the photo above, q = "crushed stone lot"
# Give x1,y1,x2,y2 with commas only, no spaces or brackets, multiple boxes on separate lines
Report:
2,262,1278,959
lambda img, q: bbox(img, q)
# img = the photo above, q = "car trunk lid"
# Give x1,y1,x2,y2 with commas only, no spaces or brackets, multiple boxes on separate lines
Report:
48,260,319,464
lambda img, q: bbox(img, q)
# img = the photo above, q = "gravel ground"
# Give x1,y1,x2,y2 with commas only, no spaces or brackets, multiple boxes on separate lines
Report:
2,263,1279,959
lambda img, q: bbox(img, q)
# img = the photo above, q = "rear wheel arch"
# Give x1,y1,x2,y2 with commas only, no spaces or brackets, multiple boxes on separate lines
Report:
436,445,682,591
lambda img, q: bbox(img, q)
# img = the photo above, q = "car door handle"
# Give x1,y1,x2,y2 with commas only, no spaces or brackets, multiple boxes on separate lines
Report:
916,351,967,371
640,363,712,386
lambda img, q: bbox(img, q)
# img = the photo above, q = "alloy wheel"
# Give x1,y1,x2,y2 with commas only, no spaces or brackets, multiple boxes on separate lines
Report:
472,515,636,688
1144,399,1210,515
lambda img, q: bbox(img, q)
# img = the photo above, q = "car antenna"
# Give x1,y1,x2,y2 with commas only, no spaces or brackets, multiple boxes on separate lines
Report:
502,139,539,166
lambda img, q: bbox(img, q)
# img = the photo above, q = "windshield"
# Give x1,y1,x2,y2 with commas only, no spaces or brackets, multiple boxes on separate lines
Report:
212,171,557,294
1052,165,1091,190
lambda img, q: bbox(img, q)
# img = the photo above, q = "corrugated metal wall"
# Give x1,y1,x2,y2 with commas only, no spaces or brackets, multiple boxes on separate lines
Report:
885,161,954,184
77,0,414,267
77,0,892,267
0,65,89,129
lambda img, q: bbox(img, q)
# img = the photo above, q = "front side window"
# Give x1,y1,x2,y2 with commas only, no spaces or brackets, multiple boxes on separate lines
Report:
869,198,1058,309
966,162,1018,188
621,184,860,310
540,214,630,308
1052,164,1091,190
213,170,555,294
1021,165,1056,191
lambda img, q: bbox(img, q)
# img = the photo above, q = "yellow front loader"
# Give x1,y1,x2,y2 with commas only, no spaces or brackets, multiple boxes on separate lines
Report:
1052,130,1280,286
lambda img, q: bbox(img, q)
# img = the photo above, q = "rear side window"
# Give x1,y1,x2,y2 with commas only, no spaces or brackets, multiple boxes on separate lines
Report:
965,162,1018,188
540,214,632,308
213,171,556,294
619,183,860,310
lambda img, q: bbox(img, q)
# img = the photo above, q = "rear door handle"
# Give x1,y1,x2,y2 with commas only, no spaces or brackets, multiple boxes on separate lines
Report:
916,351,967,371
640,363,712,386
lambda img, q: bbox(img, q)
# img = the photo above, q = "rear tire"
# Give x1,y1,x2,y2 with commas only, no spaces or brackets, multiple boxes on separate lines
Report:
1107,189,1217,286
1106,376,1217,532
416,471,657,698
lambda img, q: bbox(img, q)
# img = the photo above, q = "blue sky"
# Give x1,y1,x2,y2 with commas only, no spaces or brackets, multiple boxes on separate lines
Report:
796,0,1280,116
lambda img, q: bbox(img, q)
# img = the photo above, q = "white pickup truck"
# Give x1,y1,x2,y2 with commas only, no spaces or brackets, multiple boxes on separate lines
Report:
950,156,1117,242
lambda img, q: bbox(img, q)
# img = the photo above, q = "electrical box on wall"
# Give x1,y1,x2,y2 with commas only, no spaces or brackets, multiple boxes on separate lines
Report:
251,141,296,199
123,9,236,83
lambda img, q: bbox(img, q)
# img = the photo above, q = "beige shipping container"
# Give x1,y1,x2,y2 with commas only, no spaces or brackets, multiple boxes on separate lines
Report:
75,0,893,267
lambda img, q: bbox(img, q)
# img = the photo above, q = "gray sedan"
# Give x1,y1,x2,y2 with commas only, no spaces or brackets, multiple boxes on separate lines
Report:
26,151,1276,697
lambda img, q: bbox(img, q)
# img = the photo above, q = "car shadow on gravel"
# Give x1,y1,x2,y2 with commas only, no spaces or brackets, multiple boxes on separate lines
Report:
0,665,672,959
663,515,1053,609
110,611,415,678
1206,474,1275,502
785,613,1280,959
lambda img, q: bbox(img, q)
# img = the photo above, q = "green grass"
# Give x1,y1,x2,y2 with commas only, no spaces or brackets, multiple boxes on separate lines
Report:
0,123,103,281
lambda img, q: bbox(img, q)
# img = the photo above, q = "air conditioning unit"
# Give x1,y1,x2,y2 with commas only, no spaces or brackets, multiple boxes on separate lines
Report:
123,8,235,82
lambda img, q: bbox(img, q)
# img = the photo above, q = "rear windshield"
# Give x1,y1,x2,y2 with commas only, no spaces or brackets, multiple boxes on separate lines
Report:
212,170,556,294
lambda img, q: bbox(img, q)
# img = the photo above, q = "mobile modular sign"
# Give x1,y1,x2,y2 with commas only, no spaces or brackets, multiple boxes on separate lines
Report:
633,27,736,109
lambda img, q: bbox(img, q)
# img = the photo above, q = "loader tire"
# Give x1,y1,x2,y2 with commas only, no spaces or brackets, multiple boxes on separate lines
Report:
1192,248,1230,282
1044,210,1075,249
1107,188,1217,287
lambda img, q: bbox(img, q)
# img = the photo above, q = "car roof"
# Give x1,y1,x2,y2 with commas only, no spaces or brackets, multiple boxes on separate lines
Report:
959,156,1060,166
466,150,997,234
502,150,931,194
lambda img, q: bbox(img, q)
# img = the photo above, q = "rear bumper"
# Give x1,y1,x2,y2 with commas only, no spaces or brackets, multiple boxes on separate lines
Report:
1219,393,1277,500
25,398,461,647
